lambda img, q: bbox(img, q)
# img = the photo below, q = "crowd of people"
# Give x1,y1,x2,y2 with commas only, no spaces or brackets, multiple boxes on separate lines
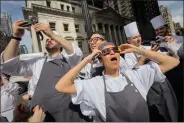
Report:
0,14,183,122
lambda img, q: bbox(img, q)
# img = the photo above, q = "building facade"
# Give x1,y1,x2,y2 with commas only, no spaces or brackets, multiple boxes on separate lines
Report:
0,12,12,53
0,31,10,53
103,0,119,13
117,0,134,20
0,12,13,37
173,22,183,35
160,5,175,34
19,45,29,55
131,0,161,42
23,0,130,56
115,0,160,42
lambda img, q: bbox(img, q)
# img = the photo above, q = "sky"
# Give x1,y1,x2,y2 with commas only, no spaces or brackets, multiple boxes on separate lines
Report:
1,1,32,52
1,1,183,53
158,1,183,27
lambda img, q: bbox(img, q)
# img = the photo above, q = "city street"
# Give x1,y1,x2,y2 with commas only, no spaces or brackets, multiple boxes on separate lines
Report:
1,0,183,122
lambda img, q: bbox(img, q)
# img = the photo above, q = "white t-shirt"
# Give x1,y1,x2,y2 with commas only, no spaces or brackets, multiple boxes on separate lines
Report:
124,45,151,69
71,62,166,121
1,82,19,122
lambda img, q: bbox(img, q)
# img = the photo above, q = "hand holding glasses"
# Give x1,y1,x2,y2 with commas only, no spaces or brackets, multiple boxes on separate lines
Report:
151,36,168,52
19,16,43,40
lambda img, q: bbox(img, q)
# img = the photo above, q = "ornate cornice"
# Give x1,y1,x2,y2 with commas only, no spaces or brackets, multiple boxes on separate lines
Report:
29,4,84,19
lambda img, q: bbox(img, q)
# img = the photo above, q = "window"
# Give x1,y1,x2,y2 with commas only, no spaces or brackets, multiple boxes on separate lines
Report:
75,24,80,32
49,22,56,31
63,24,69,31
46,0,51,7
65,36,74,41
66,6,70,11
78,42,83,50
60,4,64,10
72,7,75,13
84,25,87,32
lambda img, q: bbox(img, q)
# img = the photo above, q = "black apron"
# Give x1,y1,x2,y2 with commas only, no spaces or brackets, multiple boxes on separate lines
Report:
0,116,8,122
147,79,178,122
31,56,86,122
101,72,149,122
165,58,183,121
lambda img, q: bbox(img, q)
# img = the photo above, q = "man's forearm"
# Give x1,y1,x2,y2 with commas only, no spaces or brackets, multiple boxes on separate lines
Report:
3,39,20,62
50,33,73,54
137,47,180,72
65,57,90,81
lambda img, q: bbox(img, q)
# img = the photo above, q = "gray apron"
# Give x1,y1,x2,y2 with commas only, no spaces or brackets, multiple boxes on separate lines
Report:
31,56,85,122
102,72,149,122
133,51,178,121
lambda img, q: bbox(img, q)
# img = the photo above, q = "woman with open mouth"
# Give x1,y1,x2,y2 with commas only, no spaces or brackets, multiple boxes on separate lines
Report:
55,42,179,122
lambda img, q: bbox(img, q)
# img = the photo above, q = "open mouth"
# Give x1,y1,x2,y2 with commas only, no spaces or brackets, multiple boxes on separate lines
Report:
111,57,117,61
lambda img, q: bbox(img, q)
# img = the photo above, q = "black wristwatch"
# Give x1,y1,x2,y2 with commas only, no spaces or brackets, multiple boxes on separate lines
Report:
11,36,22,41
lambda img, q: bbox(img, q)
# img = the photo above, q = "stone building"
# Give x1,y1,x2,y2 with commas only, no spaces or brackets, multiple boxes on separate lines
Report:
22,0,131,56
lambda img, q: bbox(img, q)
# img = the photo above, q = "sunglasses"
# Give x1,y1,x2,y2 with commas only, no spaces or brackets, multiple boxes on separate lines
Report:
101,47,121,56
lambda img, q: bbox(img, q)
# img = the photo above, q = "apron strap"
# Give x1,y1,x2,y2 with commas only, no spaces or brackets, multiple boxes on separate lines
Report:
46,54,71,69
102,71,134,91
133,53,140,61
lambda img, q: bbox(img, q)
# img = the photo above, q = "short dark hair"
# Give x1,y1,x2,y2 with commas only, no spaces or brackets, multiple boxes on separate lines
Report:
90,31,105,39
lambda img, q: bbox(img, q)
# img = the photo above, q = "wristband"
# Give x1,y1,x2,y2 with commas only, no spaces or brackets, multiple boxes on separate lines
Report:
11,36,21,41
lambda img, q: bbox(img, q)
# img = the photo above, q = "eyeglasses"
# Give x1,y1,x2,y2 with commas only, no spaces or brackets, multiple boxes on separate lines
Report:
101,47,120,56
88,37,104,44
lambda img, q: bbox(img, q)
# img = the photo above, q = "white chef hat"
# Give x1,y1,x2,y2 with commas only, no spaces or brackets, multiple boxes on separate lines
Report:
150,15,167,29
124,22,140,38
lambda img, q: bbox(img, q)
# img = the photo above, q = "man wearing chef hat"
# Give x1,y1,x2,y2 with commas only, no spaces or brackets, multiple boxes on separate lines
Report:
123,21,179,122
151,15,184,122
124,21,152,69
150,15,183,58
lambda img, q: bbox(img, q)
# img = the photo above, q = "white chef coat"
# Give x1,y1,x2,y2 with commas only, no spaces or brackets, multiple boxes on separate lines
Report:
159,35,183,58
1,82,19,122
172,35,183,53
72,61,166,121
124,45,151,69
1,43,83,96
